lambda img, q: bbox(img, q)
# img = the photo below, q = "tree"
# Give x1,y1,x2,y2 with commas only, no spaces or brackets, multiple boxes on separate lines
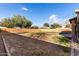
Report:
12,15,32,28
24,20,32,28
51,23,61,29
0,15,32,28
43,23,49,27
12,15,26,28
0,18,13,28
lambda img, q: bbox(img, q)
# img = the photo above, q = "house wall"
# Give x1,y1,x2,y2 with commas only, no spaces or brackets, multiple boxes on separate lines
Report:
70,20,76,34
70,19,79,43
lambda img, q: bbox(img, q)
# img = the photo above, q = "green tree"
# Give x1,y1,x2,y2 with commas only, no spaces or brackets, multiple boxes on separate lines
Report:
43,23,49,27
12,15,25,28
1,18,13,28
24,19,32,28
13,15,32,28
51,23,61,29
0,15,32,28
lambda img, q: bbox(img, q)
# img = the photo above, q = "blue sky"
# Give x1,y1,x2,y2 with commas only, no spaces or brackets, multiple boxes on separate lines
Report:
0,3,79,27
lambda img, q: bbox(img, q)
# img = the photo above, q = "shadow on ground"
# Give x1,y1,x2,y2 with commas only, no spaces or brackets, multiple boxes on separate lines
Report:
59,31,72,39
0,31,71,56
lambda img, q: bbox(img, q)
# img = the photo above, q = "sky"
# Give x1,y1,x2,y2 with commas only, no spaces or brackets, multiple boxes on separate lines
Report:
0,3,79,27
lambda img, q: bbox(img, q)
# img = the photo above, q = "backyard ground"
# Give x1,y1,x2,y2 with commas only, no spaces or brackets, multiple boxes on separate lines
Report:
2,28,71,47
0,28,71,56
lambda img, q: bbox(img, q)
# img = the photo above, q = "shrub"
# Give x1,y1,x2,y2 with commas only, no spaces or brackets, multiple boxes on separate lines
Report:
58,36,69,44
51,23,61,29
43,23,49,27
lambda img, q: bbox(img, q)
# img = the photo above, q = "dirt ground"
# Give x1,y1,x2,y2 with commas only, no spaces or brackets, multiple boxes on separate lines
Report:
1,28,72,47
0,33,7,56
1,31,71,56
17,28,71,47
0,28,72,55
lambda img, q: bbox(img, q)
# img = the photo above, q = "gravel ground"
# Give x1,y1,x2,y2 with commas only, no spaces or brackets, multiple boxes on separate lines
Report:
1,31,71,56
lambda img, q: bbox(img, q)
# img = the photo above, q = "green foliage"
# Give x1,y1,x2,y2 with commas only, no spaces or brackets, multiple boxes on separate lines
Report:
51,23,61,29
1,18,13,28
58,36,69,44
43,23,49,27
0,15,32,28
24,20,32,28
12,15,32,28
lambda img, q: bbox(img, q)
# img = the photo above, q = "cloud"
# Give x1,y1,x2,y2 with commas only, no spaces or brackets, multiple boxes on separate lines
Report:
64,18,70,25
21,7,29,11
48,14,70,26
48,14,61,24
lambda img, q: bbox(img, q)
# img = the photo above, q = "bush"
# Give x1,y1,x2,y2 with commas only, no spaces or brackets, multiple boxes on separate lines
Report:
58,36,69,44
43,23,49,27
51,23,61,29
